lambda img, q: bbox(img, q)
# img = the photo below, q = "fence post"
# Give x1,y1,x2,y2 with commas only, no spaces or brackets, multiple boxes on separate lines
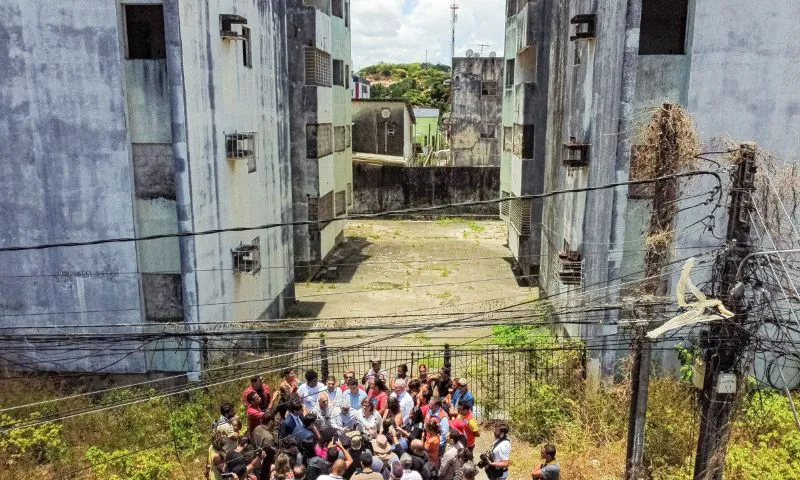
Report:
410,352,415,381
444,343,451,368
320,337,329,381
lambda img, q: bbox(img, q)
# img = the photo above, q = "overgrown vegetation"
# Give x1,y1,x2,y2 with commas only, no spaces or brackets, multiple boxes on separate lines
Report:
358,62,451,112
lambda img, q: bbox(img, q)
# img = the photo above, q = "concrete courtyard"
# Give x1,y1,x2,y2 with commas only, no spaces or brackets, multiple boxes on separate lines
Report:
291,219,537,347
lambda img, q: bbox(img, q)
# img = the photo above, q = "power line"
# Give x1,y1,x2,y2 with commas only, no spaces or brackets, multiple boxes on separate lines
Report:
0,170,723,253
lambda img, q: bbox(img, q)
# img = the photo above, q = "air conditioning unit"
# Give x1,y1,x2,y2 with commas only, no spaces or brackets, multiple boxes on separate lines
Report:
220,14,247,40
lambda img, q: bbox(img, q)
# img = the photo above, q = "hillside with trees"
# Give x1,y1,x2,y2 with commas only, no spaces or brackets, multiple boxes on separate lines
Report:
358,62,451,112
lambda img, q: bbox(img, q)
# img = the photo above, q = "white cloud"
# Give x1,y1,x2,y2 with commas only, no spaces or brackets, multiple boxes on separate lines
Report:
351,0,505,71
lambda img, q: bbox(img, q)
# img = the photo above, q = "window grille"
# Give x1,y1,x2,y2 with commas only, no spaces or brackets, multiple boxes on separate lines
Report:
226,131,256,160
232,237,260,274
500,191,511,219
345,125,351,148
481,81,498,96
480,124,496,139
335,190,346,216
304,47,332,87
509,198,531,235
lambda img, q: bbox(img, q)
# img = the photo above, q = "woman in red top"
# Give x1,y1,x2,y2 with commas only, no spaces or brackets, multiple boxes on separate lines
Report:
368,377,389,415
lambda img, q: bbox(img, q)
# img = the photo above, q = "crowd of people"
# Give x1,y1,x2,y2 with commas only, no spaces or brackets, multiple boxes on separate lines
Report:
206,358,560,480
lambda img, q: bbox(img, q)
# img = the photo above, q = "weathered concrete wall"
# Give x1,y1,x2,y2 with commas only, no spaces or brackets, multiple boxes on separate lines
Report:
177,0,294,326
0,0,147,372
351,164,500,217
352,101,413,158
289,0,352,281
450,57,503,167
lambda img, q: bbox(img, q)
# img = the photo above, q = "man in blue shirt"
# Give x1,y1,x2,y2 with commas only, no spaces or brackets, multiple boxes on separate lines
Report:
450,378,474,411
344,377,368,410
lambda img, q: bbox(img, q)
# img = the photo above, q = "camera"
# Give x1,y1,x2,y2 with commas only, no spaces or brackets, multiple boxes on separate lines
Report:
477,452,494,469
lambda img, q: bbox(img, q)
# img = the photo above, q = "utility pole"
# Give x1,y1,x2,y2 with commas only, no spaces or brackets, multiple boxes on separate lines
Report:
693,143,757,480
626,104,683,479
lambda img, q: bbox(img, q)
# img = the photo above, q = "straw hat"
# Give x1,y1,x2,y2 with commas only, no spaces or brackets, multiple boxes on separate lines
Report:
371,434,393,460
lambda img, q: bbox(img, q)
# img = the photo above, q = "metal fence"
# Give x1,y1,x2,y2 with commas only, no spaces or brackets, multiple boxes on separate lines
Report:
257,342,586,421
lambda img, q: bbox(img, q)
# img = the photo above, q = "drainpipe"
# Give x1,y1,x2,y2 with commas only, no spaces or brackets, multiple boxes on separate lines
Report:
604,0,643,378
163,0,202,382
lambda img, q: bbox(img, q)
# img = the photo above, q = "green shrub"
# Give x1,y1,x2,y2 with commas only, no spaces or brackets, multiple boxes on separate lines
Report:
510,381,574,444
0,412,65,464
85,445,177,480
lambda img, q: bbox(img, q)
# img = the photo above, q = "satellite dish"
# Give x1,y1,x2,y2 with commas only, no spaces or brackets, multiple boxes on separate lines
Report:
488,51,497,58
465,49,473,58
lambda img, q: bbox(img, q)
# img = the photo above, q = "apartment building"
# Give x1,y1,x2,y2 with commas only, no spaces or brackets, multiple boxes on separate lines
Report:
501,0,800,374
288,0,354,281
0,0,295,375
449,57,503,166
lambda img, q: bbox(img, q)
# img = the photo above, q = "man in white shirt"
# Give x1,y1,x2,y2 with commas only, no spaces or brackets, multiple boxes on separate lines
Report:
331,395,358,433
398,454,423,480
297,369,325,412
392,378,415,422
325,374,341,405
312,391,334,430
484,422,511,480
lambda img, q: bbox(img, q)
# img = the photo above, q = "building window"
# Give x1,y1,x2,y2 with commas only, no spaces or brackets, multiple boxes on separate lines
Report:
518,47,537,84
332,0,343,18
345,1,351,27
480,124,496,139
505,59,515,88
226,131,256,161
335,190,346,216
333,59,344,86
639,0,689,55
232,237,261,275
318,190,334,222
305,48,332,86
347,182,353,206
481,81,498,96
506,0,517,18
124,5,166,59
241,26,252,68
512,124,534,158
345,125,351,148
346,65,351,89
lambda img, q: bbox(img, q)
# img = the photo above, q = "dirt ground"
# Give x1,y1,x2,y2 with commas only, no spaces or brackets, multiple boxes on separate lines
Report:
291,219,537,348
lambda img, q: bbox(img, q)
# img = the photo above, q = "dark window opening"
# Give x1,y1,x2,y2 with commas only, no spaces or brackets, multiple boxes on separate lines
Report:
505,59,515,88
639,0,689,55
333,59,344,86
242,27,252,68
346,65,351,89
345,1,350,27
480,124,496,139
125,5,166,59
332,0,343,18
481,81,498,96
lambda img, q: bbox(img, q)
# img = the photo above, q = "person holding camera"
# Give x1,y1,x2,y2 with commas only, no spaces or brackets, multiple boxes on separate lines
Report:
531,444,560,480
478,423,511,480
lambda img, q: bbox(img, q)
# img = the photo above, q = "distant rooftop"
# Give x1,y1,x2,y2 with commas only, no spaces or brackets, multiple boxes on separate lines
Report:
413,107,440,119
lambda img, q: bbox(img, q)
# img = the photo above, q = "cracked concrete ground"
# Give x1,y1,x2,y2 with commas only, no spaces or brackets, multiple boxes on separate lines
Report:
291,219,538,347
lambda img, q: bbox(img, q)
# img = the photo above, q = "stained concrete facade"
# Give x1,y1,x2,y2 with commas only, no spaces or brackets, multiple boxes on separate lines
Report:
450,57,503,167
288,0,353,282
352,100,415,160
501,0,800,374
0,0,294,374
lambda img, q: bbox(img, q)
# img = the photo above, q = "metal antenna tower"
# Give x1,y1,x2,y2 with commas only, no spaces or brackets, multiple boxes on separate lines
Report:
477,43,491,57
450,2,459,68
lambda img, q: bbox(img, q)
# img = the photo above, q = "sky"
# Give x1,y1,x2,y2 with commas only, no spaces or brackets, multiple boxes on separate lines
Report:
350,0,506,72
